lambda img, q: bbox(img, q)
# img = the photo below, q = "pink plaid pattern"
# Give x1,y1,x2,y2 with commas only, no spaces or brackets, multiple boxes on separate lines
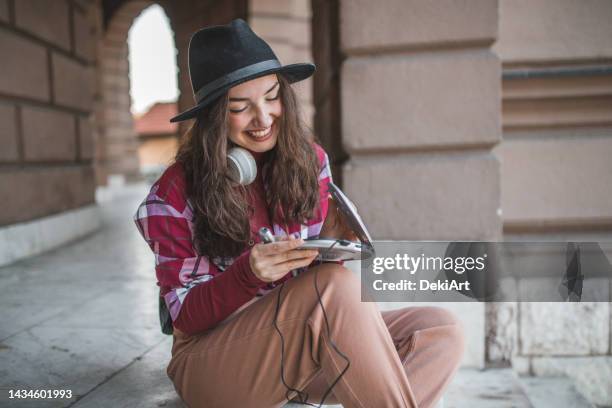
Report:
134,143,333,321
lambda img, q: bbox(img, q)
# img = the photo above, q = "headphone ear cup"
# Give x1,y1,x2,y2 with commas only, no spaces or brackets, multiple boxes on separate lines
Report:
227,147,257,185
227,154,242,183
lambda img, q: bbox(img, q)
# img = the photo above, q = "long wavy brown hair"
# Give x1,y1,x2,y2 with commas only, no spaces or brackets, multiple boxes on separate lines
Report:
175,75,321,258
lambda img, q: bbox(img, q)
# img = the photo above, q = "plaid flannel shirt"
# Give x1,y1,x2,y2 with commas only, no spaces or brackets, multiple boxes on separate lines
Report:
134,143,333,329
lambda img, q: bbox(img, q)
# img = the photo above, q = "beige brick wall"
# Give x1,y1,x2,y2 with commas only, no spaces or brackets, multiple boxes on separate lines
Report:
79,116,94,160
0,166,95,225
14,0,71,50
503,97,612,128
52,53,95,110
495,0,612,64
341,0,497,51
497,1,612,233
343,153,501,240
500,130,612,229
0,102,18,161
0,28,49,100
494,0,612,379
0,0,98,226
339,0,501,241
342,50,500,152
337,0,501,368
21,106,77,161
73,4,96,61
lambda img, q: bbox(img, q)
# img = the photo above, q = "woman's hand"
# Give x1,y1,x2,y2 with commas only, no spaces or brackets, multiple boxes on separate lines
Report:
250,235,319,283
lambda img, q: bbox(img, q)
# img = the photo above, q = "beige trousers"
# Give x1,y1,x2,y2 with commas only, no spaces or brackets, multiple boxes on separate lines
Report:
167,263,465,408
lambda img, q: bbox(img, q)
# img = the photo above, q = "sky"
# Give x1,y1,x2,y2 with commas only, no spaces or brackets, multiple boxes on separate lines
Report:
127,4,178,115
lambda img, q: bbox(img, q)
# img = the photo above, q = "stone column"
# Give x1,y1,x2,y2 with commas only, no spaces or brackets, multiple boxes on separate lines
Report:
339,0,502,368
494,1,612,404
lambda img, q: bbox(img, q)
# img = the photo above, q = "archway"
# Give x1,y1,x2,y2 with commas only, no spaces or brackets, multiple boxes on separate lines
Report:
97,0,176,186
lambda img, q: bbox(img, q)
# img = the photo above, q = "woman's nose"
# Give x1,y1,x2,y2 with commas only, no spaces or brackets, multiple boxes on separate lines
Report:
252,104,273,128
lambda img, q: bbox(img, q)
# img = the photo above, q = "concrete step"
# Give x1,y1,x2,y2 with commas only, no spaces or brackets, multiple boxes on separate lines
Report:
288,369,530,408
517,376,594,408
444,368,532,408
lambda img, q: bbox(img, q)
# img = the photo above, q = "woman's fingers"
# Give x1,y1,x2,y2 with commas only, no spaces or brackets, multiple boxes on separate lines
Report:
251,234,320,282
266,251,319,276
257,236,303,255
270,248,319,265
256,248,318,270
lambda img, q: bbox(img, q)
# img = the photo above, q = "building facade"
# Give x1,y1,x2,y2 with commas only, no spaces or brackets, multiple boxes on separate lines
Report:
0,0,610,404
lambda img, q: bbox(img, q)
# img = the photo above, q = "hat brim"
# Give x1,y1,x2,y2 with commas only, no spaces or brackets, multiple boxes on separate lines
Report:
169,63,315,123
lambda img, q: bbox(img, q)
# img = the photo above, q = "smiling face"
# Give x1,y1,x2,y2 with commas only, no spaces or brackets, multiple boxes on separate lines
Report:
227,74,282,153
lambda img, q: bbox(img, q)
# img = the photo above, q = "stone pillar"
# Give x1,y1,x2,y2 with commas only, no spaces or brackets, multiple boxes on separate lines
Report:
0,0,98,225
338,0,502,368
494,1,612,404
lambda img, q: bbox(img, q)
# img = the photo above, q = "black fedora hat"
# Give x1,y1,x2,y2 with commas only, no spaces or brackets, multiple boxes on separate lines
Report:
170,18,315,123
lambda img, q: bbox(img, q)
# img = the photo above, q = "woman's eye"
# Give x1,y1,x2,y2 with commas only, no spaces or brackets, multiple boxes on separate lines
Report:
229,106,248,113
266,92,280,101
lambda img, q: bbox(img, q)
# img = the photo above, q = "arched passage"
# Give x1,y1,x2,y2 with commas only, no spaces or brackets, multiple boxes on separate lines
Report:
97,0,250,186
98,0,176,186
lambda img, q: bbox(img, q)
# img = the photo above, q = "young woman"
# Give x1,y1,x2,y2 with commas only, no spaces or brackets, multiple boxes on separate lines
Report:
134,19,464,408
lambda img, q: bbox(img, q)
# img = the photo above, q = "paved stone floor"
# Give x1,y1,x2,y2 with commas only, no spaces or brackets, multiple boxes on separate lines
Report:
0,183,593,408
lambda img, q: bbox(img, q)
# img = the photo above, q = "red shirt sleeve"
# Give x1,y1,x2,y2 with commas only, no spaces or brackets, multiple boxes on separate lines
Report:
173,250,266,335
134,163,267,336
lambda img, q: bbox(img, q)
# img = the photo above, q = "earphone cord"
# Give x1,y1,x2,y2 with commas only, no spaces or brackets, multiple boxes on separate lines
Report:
272,240,351,407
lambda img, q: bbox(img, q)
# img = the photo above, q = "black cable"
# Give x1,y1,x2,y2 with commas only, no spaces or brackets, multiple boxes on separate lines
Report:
273,240,351,407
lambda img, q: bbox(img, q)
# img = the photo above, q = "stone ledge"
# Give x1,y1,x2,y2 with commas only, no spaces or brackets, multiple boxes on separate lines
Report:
518,376,593,408
0,204,101,267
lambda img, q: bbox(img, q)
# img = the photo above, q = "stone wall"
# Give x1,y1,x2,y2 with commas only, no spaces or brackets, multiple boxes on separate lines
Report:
491,0,612,404
495,0,612,232
337,0,502,368
0,0,98,226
